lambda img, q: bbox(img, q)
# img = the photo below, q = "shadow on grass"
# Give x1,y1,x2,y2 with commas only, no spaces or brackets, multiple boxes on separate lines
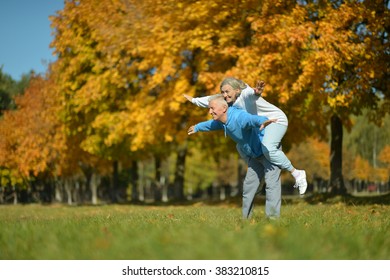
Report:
60,192,390,208
156,192,390,207
304,192,390,206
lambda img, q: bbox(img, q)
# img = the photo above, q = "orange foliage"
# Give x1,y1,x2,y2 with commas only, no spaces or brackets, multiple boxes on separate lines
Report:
0,74,65,179
2,0,383,185
49,0,389,153
287,138,330,180
379,146,390,166
352,156,371,181
377,146,390,181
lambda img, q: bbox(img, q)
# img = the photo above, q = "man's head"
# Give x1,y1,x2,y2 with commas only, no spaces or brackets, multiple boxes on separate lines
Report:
220,77,246,105
208,95,228,122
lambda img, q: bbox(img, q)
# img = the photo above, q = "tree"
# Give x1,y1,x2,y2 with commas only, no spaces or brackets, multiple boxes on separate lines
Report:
0,68,32,114
50,0,142,202
50,0,254,200
346,111,390,169
0,68,14,115
229,0,389,194
0,72,66,203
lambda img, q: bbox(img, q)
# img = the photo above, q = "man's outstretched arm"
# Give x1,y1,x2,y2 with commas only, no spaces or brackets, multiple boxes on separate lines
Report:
187,120,224,135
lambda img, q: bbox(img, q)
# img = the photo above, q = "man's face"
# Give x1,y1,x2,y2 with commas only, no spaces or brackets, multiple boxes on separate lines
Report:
209,100,227,121
221,84,239,105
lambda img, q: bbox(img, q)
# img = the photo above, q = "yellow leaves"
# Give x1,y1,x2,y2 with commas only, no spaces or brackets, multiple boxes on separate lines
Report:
372,168,389,183
287,138,330,180
353,156,371,180
327,94,350,109
174,78,192,97
379,146,390,165
168,101,179,112
164,134,174,142
41,0,390,169
349,155,388,182
364,53,372,60
0,168,23,186
89,113,123,147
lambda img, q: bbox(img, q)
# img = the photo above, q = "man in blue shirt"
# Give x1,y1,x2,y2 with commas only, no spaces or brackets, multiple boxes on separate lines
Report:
188,95,281,219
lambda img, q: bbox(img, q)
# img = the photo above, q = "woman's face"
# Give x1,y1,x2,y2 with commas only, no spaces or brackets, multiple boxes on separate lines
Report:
220,84,240,105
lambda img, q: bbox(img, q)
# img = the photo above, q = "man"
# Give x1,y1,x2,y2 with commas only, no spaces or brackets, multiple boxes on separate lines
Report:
188,95,281,219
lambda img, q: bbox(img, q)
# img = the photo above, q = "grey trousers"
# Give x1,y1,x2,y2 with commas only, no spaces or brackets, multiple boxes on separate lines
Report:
242,155,281,219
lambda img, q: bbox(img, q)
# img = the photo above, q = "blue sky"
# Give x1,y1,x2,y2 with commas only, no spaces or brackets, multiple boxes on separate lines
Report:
0,0,64,81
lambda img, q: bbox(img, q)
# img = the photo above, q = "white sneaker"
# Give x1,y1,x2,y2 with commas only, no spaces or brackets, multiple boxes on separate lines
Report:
294,170,307,195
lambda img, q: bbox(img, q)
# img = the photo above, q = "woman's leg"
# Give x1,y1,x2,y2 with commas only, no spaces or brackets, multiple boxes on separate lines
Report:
261,123,292,171
261,123,307,194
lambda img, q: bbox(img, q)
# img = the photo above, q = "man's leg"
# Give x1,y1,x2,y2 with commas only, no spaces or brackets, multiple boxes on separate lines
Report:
259,156,282,218
242,158,264,219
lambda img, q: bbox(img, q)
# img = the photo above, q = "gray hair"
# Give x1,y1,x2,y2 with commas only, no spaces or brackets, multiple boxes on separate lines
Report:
219,77,247,92
208,95,228,107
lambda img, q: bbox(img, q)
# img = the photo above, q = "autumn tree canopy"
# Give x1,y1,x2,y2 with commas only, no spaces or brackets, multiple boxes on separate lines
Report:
0,0,388,202
40,0,390,191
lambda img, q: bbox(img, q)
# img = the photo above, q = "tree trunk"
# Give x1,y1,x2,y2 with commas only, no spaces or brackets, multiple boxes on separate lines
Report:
54,178,62,202
65,178,73,205
91,173,99,205
110,160,119,203
154,156,162,201
328,114,347,195
13,186,18,205
82,166,93,204
130,160,139,202
173,146,187,200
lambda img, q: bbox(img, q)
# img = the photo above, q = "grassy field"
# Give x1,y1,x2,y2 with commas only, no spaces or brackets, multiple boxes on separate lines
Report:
1,196,389,260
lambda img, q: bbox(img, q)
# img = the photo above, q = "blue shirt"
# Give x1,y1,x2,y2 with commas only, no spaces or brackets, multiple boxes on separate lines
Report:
194,106,268,158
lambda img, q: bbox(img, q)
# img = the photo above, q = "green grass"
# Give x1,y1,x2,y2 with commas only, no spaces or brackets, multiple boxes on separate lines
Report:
1,199,389,260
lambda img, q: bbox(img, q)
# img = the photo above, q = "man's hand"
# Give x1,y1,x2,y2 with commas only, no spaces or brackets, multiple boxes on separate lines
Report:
254,80,266,96
260,119,277,130
183,94,193,102
188,125,196,135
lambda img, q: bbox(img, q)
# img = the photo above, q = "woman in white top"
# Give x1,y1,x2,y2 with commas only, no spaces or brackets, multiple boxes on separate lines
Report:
184,77,307,195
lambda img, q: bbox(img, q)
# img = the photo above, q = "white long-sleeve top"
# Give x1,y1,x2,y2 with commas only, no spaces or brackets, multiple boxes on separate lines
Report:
191,85,288,126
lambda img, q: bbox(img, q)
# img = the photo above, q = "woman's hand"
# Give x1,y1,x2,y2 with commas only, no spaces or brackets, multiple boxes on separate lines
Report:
254,81,266,96
183,94,193,102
